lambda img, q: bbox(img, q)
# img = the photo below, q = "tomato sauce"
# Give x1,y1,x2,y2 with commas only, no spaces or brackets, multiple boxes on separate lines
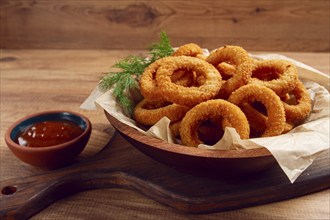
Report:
16,120,84,147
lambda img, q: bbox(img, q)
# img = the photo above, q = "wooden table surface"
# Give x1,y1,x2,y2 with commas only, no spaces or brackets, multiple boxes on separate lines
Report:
1,49,329,219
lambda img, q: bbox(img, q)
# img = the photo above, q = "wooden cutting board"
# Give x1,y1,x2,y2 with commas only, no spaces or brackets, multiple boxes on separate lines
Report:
1,132,329,220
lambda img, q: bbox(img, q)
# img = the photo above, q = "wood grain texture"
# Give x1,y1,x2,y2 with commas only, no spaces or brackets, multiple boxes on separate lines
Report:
1,0,329,52
0,49,329,219
1,131,329,219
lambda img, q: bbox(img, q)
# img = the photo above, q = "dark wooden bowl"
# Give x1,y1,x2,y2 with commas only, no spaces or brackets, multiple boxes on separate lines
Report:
105,111,277,177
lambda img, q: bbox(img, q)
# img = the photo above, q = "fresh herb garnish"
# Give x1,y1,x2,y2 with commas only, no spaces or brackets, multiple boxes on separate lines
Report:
99,31,174,116
149,31,174,63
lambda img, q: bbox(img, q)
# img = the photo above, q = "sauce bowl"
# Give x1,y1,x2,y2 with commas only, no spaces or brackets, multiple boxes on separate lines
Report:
5,111,92,169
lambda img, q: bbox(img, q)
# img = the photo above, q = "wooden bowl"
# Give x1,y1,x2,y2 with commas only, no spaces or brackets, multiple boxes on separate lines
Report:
5,111,92,169
105,112,277,177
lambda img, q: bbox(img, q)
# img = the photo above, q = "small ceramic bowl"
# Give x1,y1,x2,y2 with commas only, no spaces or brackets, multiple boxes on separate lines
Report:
5,111,92,169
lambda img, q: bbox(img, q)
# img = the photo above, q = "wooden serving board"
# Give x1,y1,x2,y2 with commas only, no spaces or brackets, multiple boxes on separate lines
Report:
1,132,329,220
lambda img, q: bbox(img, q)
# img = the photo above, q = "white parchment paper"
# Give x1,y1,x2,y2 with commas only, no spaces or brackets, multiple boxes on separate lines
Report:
81,53,330,183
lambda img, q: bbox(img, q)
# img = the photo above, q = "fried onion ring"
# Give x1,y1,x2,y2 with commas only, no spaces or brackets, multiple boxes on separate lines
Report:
169,121,181,137
240,103,293,137
228,84,286,137
155,56,222,106
196,54,207,60
139,57,171,101
282,80,311,124
170,69,197,87
172,43,204,57
206,45,251,67
170,120,224,145
140,56,202,101
218,61,254,99
180,99,250,147
248,59,298,96
217,62,236,78
198,119,224,145
171,43,205,87
134,99,190,126
205,45,253,99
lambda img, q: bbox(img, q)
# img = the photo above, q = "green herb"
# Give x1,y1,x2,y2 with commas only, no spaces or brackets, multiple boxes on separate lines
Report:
149,31,174,63
99,31,174,116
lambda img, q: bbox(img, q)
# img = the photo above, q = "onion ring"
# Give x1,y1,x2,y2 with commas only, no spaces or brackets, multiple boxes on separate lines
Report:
170,119,224,145
172,43,204,57
180,99,250,147
134,99,190,126
170,69,197,87
217,62,236,78
206,45,251,67
282,80,311,124
240,102,294,137
155,56,222,106
169,121,181,137
198,119,224,145
218,61,254,99
248,59,298,96
205,45,253,99
171,43,205,87
140,56,201,101
196,54,207,60
139,57,171,101
280,93,291,102
228,84,286,137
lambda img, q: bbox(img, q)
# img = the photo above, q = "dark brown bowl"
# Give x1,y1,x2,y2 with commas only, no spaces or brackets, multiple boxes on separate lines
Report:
5,111,92,169
105,112,277,177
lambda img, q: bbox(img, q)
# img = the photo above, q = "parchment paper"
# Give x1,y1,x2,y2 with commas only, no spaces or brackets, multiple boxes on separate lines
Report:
81,53,330,183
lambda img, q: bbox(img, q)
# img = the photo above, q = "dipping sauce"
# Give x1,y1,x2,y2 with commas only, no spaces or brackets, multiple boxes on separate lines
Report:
15,120,84,147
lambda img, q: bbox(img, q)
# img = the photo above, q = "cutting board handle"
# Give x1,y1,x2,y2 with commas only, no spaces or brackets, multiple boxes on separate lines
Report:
1,162,110,219
0,160,163,220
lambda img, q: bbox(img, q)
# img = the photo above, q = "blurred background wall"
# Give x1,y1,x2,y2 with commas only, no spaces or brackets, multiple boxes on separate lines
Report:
1,0,329,52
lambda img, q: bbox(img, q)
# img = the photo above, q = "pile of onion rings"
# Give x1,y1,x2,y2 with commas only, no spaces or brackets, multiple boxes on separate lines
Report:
133,43,312,147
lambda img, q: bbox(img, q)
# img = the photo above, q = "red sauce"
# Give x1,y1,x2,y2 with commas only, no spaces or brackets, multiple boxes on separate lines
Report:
16,120,84,147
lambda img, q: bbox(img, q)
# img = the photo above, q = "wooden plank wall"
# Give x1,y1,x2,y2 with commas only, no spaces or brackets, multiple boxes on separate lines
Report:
1,0,329,52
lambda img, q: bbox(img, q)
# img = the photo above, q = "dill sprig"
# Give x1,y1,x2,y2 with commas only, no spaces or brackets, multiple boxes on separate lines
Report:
149,31,174,63
99,56,147,90
99,31,174,117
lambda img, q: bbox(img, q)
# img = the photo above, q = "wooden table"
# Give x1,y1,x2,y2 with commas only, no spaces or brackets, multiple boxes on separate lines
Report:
1,50,329,219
